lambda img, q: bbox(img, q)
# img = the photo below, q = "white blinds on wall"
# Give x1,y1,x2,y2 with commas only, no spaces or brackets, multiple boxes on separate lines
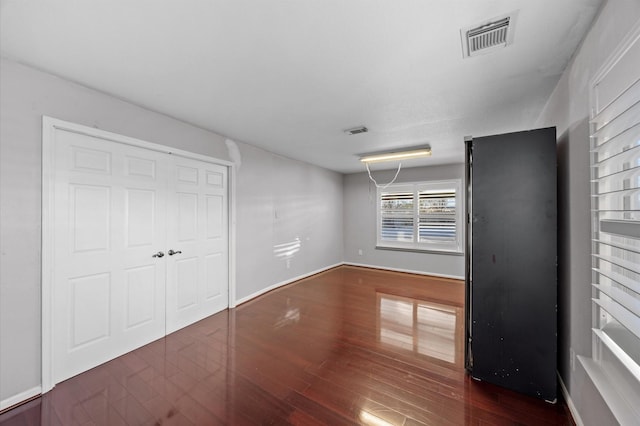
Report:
589,30,640,419
380,189,414,242
377,180,462,253
418,190,456,242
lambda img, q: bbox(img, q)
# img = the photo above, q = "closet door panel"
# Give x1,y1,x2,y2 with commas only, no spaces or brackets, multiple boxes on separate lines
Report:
52,129,167,384
166,157,228,333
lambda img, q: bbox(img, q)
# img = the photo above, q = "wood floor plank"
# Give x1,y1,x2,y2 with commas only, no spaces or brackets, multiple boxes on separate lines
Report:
0,266,574,425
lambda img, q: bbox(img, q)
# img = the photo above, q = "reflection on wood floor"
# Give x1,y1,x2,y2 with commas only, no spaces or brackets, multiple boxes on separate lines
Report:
377,293,462,366
0,266,574,425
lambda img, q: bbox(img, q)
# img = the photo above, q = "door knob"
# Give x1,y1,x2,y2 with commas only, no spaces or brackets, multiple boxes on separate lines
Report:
168,249,182,256
152,251,165,258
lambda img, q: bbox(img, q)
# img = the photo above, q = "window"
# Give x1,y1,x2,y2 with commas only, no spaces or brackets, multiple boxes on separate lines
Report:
377,180,462,253
585,26,640,423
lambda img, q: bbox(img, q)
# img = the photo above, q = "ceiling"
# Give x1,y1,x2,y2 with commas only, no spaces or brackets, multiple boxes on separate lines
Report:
0,0,602,173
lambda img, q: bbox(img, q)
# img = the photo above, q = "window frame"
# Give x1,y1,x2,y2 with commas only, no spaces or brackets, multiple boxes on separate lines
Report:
376,179,463,254
584,21,640,424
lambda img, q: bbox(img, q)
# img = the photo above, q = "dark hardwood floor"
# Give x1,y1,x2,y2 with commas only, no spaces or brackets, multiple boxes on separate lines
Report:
0,266,573,425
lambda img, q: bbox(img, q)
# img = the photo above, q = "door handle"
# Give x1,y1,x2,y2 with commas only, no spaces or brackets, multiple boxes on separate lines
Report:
168,249,182,256
152,251,165,258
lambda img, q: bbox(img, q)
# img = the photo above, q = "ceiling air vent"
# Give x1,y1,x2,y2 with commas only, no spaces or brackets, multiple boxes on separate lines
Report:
461,13,516,58
344,126,368,135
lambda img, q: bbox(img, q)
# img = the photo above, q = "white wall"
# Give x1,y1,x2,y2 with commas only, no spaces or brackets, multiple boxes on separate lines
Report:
0,57,343,405
234,143,344,302
343,164,465,278
535,1,640,424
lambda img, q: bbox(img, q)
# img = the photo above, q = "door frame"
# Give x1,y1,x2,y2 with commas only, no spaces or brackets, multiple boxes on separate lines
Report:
41,116,236,392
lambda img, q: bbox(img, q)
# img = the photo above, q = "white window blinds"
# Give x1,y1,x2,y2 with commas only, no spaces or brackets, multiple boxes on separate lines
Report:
377,180,462,253
418,189,457,243
380,189,414,242
587,26,640,424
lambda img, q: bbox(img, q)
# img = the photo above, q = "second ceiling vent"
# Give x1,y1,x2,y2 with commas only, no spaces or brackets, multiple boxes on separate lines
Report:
461,13,517,58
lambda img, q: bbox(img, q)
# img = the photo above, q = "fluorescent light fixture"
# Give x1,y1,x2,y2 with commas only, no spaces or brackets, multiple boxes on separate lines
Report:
359,146,431,163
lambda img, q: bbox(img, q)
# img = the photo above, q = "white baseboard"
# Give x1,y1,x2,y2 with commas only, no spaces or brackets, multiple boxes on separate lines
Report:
0,386,41,412
558,372,583,426
343,261,464,280
234,262,464,306
234,262,343,306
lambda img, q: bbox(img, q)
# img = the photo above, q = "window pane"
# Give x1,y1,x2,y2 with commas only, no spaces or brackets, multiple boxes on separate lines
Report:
597,189,640,215
377,180,461,252
380,191,414,242
418,189,456,242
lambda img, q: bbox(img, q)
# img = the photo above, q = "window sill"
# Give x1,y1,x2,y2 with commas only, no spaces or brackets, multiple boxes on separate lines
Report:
375,245,464,256
579,355,640,425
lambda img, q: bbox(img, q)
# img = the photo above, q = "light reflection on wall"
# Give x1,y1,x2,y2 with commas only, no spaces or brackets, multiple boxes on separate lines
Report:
273,237,301,261
377,292,462,365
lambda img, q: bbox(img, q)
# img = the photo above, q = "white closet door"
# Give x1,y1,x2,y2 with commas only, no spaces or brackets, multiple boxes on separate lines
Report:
52,130,167,383
166,156,229,333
